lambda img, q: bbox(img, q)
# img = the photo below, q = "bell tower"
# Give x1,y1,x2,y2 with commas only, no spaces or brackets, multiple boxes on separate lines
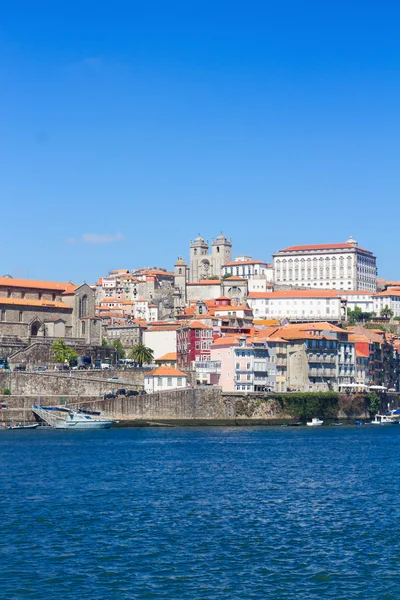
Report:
190,234,209,282
173,257,188,315
211,233,232,279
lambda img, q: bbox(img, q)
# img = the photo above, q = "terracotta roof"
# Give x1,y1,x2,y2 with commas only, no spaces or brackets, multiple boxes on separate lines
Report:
375,290,400,297
223,260,270,267
155,352,177,362
0,277,77,292
0,297,72,309
223,276,246,281
277,243,372,254
146,365,187,377
187,280,221,286
255,290,343,299
188,320,213,329
211,336,241,347
339,291,376,296
248,292,274,298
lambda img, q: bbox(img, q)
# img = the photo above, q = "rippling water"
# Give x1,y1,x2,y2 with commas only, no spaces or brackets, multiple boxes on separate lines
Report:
1,426,400,599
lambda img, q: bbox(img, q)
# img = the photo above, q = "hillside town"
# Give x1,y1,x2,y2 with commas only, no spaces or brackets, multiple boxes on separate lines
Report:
1,233,400,394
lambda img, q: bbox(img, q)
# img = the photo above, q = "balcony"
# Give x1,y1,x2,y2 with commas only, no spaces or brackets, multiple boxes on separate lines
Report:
193,361,221,374
308,354,336,364
309,368,336,378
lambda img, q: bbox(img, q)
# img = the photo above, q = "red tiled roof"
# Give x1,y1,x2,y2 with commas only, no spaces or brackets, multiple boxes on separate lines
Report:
223,260,270,267
146,365,187,377
278,243,372,254
0,297,71,309
0,277,77,292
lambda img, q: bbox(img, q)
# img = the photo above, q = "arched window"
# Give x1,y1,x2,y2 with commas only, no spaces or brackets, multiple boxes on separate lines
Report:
80,295,88,318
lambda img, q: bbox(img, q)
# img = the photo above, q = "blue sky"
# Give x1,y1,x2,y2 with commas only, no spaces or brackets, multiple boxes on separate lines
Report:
1,1,399,283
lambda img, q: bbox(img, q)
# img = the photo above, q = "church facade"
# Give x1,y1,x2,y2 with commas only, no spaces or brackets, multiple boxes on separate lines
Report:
189,233,232,282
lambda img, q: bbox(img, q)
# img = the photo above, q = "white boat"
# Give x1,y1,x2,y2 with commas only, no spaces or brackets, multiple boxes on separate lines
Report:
306,418,323,427
3,423,39,430
32,406,115,429
370,414,399,425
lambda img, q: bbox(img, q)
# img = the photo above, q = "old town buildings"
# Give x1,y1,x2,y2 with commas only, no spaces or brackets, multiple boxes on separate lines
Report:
2,231,400,393
273,237,377,292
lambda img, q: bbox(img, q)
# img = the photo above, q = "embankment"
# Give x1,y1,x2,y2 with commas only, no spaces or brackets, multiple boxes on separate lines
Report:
0,389,387,426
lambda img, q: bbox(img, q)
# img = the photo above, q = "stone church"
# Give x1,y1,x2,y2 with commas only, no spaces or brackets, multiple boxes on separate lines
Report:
189,233,232,282
0,276,101,351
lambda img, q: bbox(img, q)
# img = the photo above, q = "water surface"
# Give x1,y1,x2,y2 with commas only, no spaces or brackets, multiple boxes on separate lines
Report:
1,426,399,599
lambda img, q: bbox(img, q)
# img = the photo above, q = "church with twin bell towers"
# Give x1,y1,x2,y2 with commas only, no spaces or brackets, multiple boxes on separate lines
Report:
189,233,232,282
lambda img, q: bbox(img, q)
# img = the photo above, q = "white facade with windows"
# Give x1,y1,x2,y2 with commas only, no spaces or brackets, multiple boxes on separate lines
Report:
373,291,400,317
247,291,346,322
222,258,273,281
339,291,375,313
144,366,187,393
273,237,377,292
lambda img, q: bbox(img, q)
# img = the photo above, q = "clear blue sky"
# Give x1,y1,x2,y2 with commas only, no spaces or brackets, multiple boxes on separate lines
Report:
1,1,399,283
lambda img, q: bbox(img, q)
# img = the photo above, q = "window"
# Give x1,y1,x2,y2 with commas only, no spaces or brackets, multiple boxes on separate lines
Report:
82,321,86,335
18,311,23,323
177,377,182,386
167,378,172,386
1,310,5,322
158,377,162,386
195,330,200,337
195,342,200,350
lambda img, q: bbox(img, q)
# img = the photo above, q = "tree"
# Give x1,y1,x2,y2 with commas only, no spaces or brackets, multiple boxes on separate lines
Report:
380,305,394,320
101,338,109,348
51,339,78,365
129,343,154,366
112,339,126,360
367,391,381,414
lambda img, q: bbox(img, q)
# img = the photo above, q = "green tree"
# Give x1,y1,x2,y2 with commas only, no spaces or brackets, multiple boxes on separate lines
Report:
380,305,394,319
51,339,78,365
101,338,109,348
367,391,381,414
112,339,126,360
129,343,154,366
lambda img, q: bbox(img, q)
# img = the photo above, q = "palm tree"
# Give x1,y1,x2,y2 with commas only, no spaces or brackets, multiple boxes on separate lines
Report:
380,305,394,320
129,343,154,367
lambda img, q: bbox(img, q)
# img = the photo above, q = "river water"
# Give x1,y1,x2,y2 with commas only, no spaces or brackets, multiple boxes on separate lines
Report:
1,425,400,599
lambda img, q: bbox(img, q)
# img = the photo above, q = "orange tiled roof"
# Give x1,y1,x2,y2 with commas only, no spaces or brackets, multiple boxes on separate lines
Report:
223,259,270,267
187,280,221,285
278,243,373,254
0,297,72,309
0,277,77,292
188,320,213,329
155,352,177,362
211,336,241,347
146,365,187,377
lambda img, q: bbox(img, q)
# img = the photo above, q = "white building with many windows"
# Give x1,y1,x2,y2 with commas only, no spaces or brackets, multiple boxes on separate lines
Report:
247,290,347,322
222,258,273,281
373,289,400,318
273,237,377,292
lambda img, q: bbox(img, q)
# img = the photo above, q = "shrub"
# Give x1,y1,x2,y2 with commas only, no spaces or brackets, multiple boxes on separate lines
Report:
3,388,10,395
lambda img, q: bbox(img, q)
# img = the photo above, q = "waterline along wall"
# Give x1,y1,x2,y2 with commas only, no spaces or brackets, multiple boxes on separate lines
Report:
1,387,382,426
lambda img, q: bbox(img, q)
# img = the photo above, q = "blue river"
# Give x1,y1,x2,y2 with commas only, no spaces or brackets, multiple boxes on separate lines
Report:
1,425,400,599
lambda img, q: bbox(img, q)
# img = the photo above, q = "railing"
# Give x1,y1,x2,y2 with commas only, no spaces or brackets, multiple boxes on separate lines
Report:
308,354,336,364
309,368,336,378
193,361,221,374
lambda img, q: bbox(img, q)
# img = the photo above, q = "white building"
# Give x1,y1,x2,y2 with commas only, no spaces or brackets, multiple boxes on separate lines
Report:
247,290,346,322
339,291,376,313
248,279,273,293
222,258,273,281
373,290,400,317
273,237,377,291
143,324,180,360
144,366,187,393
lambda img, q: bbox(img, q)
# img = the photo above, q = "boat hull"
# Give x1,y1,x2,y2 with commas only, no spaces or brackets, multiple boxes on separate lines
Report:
55,420,115,429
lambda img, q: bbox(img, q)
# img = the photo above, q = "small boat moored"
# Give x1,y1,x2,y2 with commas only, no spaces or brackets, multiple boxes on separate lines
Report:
370,414,399,425
3,423,39,430
32,406,116,429
306,418,323,427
